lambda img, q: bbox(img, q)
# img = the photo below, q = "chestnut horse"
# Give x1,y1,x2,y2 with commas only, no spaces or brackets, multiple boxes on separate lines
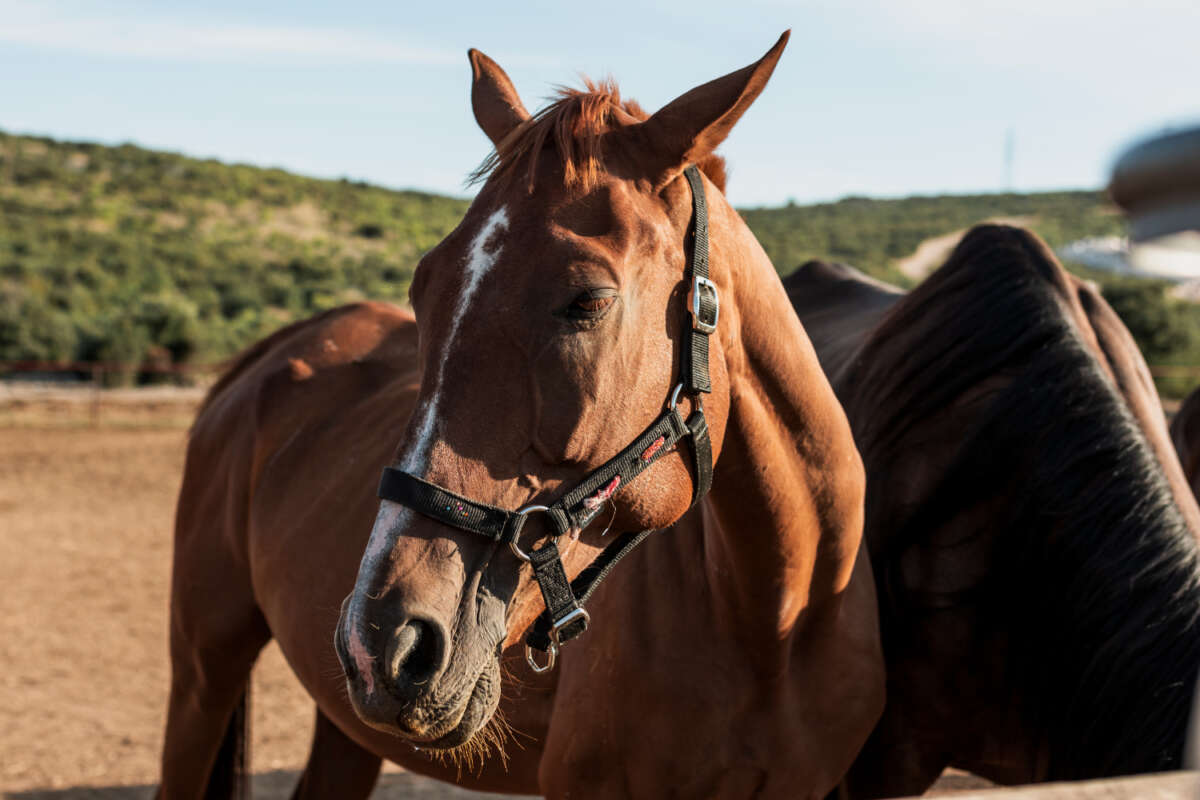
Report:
158,33,885,799
786,226,1200,798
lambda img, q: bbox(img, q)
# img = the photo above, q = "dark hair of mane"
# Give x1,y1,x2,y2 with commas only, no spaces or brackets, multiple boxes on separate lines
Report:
844,225,1200,778
469,78,727,193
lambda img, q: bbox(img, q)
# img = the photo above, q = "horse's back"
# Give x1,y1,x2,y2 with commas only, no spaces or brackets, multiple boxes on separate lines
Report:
782,259,902,380
193,301,418,446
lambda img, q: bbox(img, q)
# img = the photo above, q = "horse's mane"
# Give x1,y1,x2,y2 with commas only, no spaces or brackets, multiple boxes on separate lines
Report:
844,225,1200,777
470,79,727,193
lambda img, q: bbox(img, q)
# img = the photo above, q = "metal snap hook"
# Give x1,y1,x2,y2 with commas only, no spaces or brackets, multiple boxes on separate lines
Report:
526,642,557,673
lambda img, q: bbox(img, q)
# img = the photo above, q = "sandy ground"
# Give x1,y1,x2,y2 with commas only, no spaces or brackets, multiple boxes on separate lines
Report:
0,391,985,798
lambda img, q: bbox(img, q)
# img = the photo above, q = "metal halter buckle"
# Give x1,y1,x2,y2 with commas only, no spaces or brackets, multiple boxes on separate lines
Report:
691,276,719,334
524,608,590,673
509,504,553,562
551,607,590,646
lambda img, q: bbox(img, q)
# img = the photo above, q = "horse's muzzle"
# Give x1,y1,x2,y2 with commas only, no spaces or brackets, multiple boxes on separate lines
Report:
335,594,495,745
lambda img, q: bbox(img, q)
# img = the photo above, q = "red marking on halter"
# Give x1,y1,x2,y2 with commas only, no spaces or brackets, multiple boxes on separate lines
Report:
641,436,666,462
583,476,621,511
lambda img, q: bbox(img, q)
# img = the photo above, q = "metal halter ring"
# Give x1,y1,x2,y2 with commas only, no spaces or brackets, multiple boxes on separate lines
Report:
526,641,557,673
668,382,702,413
509,504,553,562
668,383,685,410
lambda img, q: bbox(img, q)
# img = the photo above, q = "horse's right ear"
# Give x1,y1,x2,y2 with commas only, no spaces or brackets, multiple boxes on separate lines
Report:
633,31,789,189
468,49,530,146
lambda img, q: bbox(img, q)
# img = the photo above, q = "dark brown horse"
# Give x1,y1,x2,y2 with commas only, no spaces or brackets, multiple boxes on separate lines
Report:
1171,386,1200,501
159,34,886,799
786,226,1200,798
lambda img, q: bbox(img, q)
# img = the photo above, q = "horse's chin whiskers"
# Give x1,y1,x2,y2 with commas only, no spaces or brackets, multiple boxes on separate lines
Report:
424,706,515,779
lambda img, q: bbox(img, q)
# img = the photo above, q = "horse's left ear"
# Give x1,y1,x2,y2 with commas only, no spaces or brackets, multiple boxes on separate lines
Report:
468,48,531,146
633,31,789,189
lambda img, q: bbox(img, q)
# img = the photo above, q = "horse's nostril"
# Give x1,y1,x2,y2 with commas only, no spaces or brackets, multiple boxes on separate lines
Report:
387,623,419,678
387,619,442,687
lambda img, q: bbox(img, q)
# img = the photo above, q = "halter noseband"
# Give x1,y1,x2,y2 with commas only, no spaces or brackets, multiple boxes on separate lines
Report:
375,166,718,673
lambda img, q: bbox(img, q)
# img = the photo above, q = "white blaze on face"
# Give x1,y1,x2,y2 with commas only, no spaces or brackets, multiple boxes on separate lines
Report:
397,206,509,475
350,207,510,644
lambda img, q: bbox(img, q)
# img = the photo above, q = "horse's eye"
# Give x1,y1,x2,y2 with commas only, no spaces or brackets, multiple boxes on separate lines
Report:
564,290,617,320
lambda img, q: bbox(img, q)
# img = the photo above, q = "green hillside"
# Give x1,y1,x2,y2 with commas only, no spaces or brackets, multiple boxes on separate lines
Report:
0,130,468,371
742,191,1125,287
2,130,1197,395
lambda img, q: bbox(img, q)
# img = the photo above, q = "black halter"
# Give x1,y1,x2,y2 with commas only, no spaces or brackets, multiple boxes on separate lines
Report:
376,166,718,672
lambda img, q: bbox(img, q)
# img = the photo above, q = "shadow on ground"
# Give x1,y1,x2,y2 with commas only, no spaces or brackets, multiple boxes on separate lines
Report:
4,770,537,800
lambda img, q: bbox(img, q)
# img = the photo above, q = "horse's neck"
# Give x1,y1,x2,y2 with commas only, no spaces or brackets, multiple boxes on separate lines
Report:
700,202,866,655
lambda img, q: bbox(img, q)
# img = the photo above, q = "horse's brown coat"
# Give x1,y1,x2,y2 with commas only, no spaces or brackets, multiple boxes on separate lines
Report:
159,35,885,799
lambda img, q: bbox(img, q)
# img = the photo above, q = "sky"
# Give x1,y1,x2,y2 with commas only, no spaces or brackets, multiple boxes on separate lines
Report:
2,0,1199,207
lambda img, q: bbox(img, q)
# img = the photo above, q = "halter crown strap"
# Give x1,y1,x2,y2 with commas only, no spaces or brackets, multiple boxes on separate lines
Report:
684,165,717,395
375,165,717,671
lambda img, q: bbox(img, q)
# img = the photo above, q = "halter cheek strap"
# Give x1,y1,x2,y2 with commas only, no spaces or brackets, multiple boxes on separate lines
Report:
375,165,717,673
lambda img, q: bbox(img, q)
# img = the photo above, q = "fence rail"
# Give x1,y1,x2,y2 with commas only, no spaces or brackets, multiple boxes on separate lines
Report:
0,361,213,427
0,359,219,376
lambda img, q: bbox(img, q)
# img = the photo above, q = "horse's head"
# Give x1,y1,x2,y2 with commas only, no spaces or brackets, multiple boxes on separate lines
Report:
335,34,788,747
